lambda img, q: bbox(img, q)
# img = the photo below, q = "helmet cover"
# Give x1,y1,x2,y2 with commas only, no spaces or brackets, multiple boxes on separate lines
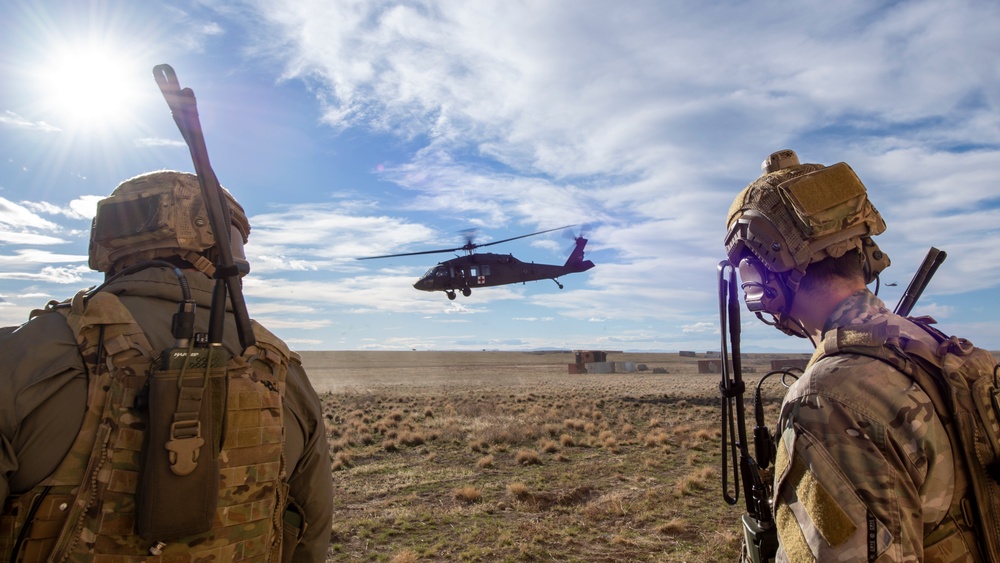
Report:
89,171,250,275
723,151,891,334
725,152,889,286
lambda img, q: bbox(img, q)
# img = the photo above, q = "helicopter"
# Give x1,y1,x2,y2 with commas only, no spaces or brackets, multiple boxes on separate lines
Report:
357,226,596,300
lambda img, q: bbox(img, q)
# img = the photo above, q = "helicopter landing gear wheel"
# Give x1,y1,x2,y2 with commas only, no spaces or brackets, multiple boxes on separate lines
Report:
462,287,472,297
446,290,457,300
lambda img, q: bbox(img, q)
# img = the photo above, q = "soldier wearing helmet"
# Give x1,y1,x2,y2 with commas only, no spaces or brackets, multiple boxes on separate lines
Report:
0,171,333,561
725,152,983,561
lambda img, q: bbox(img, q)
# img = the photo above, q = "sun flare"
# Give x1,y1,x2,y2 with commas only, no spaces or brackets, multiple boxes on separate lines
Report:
35,42,146,132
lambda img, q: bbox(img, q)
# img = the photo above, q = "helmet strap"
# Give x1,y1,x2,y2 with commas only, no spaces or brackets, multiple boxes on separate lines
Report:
181,251,216,278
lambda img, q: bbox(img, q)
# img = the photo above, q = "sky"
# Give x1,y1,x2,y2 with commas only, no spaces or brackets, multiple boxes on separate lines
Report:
0,0,997,353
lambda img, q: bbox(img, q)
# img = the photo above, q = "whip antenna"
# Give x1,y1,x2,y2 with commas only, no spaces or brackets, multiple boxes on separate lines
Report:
152,64,255,349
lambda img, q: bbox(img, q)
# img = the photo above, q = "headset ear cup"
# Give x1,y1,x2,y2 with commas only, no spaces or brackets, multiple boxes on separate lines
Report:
737,257,787,315
859,237,890,284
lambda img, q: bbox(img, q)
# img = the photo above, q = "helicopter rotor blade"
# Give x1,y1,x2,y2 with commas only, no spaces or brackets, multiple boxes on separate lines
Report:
356,246,466,260
474,224,576,249
355,224,575,260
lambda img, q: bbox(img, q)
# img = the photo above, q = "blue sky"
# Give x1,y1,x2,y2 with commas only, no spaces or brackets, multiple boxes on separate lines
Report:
1,0,997,352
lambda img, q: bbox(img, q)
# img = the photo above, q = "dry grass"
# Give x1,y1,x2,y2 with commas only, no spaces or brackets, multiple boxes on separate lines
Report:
303,350,795,562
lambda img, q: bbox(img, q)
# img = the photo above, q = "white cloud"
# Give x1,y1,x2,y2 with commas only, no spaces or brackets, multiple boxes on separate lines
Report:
0,111,61,132
0,197,60,230
22,196,103,221
161,6,228,53
134,137,188,148
0,249,88,265
246,1,999,177
0,232,66,245
682,322,718,334
247,204,439,272
0,265,92,284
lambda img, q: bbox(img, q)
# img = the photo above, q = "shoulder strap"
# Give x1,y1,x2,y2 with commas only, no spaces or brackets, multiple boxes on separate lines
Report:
49,290,153,485
46,290,155,559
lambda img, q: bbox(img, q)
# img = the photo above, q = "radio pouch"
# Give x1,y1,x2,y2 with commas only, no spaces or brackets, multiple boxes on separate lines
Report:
136,346,229,540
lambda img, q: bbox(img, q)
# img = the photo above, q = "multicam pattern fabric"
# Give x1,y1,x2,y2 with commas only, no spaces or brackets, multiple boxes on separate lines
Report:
725,162,887,274
772,289,971,562
1,290,290,562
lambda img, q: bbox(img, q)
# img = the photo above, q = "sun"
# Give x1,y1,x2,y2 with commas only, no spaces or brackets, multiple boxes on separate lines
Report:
35,40,147,133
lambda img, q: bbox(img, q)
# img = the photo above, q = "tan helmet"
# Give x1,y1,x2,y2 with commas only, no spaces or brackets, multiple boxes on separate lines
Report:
89,171,251,276
723,150,890,332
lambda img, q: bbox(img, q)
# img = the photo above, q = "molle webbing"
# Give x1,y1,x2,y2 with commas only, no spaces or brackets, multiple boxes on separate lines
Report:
1,291,290,562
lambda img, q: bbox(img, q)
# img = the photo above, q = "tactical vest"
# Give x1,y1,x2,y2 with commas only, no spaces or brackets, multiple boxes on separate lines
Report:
0,289,296,562
812,314,1000,562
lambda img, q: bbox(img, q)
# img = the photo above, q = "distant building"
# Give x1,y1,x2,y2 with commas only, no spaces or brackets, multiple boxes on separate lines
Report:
570,350,607,374
568,351,636,374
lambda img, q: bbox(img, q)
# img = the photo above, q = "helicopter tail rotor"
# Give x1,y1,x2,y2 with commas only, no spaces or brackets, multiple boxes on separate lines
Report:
563,233,595,272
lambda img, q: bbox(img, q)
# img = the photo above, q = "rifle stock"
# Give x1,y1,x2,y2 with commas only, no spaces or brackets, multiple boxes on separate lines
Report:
718,260,777,562
894,247,946,317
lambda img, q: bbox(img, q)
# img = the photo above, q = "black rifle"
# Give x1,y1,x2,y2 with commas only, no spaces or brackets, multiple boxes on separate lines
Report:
894,247,947,317
152,64,255,350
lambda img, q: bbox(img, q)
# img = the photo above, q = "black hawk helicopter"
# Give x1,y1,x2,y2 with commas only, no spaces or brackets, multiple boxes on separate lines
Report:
357,226,595,300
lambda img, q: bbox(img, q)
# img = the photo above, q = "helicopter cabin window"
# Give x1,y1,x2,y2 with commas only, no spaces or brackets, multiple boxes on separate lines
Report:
469,266,491,277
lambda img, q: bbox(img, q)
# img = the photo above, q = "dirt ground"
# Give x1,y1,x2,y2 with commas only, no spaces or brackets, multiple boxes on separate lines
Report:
298,350,807,562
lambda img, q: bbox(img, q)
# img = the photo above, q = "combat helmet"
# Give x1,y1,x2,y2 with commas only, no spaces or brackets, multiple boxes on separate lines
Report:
89,170,251,276
724,150,891,335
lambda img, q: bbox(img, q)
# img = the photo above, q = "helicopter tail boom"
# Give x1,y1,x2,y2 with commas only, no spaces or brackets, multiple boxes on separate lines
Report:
564,237,595,272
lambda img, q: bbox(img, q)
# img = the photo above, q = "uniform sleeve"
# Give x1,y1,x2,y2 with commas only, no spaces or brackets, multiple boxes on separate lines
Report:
772,372,953,562
0,314,87,500
0,433,15,502
281,361,333,563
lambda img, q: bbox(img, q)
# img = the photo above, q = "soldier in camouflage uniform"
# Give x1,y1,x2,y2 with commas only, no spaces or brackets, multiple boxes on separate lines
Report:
724,151,982,561
0,171,333,562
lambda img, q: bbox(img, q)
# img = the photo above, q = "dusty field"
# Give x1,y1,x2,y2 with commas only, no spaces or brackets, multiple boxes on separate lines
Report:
301,351,806,562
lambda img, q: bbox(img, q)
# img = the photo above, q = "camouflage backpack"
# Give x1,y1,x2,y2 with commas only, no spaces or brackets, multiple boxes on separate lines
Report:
0,289,296,562
815,316,1000,561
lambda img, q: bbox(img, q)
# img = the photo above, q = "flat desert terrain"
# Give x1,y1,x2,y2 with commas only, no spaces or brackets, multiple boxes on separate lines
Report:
301,350,805,396
301,350,806,562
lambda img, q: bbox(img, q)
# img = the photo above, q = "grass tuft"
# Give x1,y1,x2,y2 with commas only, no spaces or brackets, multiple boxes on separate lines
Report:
514,449,542,466
453,485,483,504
